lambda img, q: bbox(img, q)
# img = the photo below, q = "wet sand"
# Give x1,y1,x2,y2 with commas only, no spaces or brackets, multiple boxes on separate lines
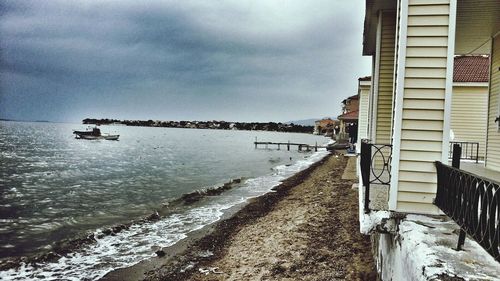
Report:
103,153,376,281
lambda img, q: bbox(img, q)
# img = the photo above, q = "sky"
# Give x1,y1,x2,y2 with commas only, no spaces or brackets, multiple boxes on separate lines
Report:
0,0,371,123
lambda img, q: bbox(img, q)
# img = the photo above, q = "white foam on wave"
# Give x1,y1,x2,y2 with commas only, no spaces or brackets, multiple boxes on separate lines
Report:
232,149,330,201
0,149,330,281
0,204,230,281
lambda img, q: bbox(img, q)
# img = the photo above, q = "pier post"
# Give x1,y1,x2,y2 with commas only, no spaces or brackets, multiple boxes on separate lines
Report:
315,142,318,152
287,141,290,151
298,144,302,151
278,144,280,150
255,137,257,149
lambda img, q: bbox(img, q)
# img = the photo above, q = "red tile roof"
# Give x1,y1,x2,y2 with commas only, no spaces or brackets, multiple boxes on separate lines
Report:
454,55,489,83
338,110,358,120
342,94,359,103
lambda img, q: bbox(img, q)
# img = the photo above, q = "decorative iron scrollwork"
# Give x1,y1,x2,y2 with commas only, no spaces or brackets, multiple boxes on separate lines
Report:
435,161,500,262
369,144,392,185
360,142,392,213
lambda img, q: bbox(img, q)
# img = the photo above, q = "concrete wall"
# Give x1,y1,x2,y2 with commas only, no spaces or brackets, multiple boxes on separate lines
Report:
371,215,500,280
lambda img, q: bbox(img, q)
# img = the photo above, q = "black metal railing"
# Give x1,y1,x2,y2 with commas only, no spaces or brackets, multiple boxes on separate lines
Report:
435,145,500,262
360,141,392,214
449,141,479,163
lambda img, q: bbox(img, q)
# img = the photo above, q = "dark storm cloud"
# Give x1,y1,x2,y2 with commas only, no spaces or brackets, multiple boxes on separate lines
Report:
0,0,370,122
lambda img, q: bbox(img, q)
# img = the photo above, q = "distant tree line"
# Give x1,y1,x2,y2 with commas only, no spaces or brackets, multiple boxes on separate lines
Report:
82,118,313,134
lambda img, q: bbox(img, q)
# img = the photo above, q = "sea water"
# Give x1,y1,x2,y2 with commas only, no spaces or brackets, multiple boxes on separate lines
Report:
0,121,330,280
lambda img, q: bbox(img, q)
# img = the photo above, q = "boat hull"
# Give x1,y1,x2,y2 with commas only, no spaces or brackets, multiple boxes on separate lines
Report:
75,134,119,140
73,126,119,140
103,135,119,140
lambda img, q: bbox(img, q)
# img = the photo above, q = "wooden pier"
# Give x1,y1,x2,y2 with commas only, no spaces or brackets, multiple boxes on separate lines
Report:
254,139,327,152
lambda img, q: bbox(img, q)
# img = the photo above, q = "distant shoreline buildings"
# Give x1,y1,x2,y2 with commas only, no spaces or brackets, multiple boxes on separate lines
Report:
313,118,339,137
82,118,314,134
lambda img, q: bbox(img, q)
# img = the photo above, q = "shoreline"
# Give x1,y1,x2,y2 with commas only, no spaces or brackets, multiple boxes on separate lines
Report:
102,152,376,280
80,118,315,134
101,152,333,281
0,146,332,280
0,177,246,271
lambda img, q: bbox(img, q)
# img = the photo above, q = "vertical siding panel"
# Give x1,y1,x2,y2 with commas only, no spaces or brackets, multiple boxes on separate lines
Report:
358,82,371,148
486,36,500,171
394,2,452,214
376,12,396,145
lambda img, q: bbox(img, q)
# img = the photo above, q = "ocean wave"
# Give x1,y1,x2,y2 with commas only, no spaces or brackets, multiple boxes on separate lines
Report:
0,149,330,281
172,178,244,205
0,177,245,273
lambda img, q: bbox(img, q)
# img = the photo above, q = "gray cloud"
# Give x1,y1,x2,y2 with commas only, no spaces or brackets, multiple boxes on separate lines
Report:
0,0,370,122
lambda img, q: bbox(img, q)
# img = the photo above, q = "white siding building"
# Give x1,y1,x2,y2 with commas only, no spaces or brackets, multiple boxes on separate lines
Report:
451,55,489,159
361,0,499,214
359,1,500,278
357,77,371,152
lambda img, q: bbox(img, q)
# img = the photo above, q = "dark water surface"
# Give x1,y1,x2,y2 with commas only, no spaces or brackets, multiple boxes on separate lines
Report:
0,121,329,280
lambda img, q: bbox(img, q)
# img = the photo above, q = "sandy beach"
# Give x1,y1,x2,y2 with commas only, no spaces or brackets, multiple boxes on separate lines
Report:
103,153,376,281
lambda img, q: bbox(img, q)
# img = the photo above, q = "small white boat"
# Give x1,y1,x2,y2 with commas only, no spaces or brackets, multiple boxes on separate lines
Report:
76,134,120,140
73,126,120,140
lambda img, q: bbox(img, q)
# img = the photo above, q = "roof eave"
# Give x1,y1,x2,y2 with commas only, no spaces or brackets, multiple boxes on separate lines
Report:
362,0,397,56
362,0,376,55
453,81,489,87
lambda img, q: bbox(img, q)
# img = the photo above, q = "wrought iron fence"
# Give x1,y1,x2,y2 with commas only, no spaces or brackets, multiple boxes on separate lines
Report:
449,141,479,163
360,141,392,213
435,161,500,262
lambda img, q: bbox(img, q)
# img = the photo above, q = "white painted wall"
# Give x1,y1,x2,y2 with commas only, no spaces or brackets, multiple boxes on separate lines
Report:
357,80,371,153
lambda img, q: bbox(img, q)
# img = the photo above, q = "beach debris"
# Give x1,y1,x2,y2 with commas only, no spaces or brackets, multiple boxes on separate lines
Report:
151,246,166,257
111,224,129,233
268,157,281,164
178,178,242,204
155,250,166,257
199,267,224,275
196,250,214,258
198,268,210,275
145,211,160,221
180,262,195,273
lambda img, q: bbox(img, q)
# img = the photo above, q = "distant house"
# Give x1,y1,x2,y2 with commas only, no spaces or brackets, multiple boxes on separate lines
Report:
337,110,359,131
341,94,359,114
451,55,489,159
338,94,360,142
313,118,336,135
